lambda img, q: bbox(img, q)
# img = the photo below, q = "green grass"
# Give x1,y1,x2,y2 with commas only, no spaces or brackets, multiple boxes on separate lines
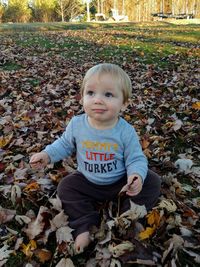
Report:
5,252,26,267
0,21,199,68
0,62,23,71
0,22,99,32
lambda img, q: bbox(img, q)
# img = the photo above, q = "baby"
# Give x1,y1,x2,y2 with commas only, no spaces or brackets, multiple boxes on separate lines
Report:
30,63,161,252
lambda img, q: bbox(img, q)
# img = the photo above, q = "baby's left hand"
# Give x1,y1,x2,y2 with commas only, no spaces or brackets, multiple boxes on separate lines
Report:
120,174,143,196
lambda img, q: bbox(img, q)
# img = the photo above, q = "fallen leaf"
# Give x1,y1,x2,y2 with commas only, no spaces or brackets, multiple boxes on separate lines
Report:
0,133,13,148
35,248,52,263
173,119,183,131
158,199,177,212
192,102,200,110
24,181,40,192
0,245,13,266
109,241,135,257
15,215,32,225
50,210,68,230
24,206,49,240
49,195,62,211
55,258,75,267
175,159,193,171
120,201,147,220
11,184,21,205
0,206,16,224
139,225,156,240
21,240,37,257
56,226,74,244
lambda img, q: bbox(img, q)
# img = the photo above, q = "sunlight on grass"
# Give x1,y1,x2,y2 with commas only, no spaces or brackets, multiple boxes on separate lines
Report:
0,21,199,68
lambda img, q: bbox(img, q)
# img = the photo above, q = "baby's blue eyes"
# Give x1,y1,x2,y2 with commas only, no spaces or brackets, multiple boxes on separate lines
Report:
86,91,113,97
87,90,94,96
105,92,113,97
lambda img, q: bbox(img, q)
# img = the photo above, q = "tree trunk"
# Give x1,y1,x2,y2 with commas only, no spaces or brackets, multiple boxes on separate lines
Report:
97,0,100,13
61,1,64,22
87,1,90,22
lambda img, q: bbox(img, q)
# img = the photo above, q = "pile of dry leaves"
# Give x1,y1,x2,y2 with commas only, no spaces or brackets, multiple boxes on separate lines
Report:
0,29,200,266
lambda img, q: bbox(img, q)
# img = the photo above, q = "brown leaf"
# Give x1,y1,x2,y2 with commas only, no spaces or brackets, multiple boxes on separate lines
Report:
50,210,68,231
0,206,16,224
35,249,52,263
55,258,75,267
24,206,50,240
0,133,13,148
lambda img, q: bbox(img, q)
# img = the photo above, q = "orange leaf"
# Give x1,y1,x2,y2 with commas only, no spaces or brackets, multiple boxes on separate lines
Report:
24,182,40,192
192,102,200,110
147,209,161,227
35,249,52,263
139,209,161,240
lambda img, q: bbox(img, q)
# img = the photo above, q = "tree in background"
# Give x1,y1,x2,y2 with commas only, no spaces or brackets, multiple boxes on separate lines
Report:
0,0,199,22
100,0,200,21
31,0,56,22
3,0,31,22
0,1,5,22
56,0,83,22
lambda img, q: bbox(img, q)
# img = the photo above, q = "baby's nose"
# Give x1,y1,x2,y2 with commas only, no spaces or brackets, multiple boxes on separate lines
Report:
94,95,103,103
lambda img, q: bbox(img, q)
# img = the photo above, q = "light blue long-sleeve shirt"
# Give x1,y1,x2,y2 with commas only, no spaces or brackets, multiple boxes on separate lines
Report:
44,114,148,185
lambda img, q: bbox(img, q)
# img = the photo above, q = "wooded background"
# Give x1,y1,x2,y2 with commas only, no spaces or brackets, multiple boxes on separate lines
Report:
0,0,200,23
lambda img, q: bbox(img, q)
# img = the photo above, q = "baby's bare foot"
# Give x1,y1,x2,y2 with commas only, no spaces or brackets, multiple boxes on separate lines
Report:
75,231,91,253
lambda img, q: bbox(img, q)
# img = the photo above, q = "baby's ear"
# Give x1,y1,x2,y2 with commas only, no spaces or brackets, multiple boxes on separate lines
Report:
79,98,83,105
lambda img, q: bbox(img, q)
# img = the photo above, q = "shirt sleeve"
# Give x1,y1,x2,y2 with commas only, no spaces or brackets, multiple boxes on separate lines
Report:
123,125,148,182
44,119,76,163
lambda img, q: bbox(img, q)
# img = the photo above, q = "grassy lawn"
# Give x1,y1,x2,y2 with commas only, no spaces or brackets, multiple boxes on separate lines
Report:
0,21,199,67
0,21,200,266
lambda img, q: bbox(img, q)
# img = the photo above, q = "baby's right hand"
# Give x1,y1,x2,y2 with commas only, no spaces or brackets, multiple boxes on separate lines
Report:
29,151,50,169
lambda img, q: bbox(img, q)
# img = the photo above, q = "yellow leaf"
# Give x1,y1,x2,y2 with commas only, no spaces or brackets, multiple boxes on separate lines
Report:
139,225,156,240
192,102,200,110
146,209,161,227
21,116,31,121
21,240,37,257
124,115,131,121
0,133,13,148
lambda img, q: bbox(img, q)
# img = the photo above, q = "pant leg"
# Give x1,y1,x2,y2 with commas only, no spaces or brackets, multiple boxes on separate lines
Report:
57,171,126,238
121,170,161,212
57,172,99,238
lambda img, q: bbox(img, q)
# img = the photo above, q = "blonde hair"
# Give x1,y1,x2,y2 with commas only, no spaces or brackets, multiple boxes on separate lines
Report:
81,63,132,104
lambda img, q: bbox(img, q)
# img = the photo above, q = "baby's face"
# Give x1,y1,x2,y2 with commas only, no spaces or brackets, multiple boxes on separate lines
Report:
82,73,125,128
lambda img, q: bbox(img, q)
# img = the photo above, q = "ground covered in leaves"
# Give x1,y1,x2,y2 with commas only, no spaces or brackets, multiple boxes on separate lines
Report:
0,22,200,267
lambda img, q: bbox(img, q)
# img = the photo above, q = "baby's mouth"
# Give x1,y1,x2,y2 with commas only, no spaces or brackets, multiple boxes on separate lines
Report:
92,109,106,113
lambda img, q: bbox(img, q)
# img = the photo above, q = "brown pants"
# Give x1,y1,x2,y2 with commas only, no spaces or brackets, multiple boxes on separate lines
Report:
57,170,161,238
